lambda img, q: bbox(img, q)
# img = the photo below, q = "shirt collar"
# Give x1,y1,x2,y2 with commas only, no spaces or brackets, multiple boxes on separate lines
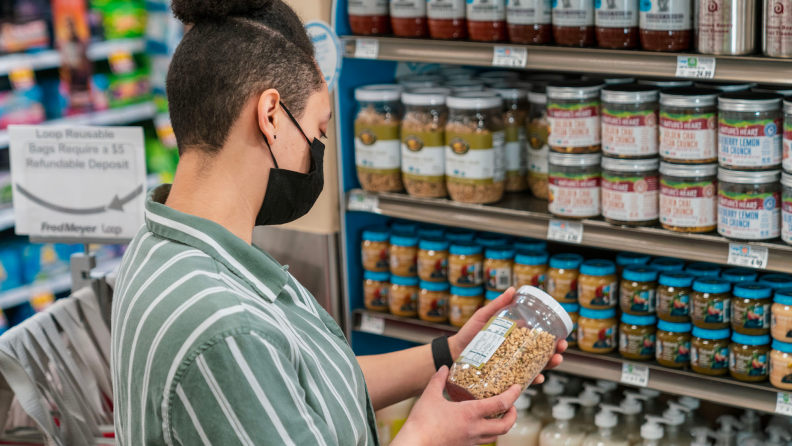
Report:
144,184,287,302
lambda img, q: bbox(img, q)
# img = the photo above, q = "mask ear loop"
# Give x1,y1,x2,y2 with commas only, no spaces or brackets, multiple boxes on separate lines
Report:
279,101,311,144
262,128,280,170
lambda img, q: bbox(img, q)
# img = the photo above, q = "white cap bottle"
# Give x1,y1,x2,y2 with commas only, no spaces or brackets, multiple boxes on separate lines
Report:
661,403,692,446
583,404,630,446
691,427,717,446
617,392,651,445
642,416,670,446
499,391,543,446
533,374,568,426
540,398,586,446
765,426,792,446
576,383,605,434
737,410,763,446
715,415,745,446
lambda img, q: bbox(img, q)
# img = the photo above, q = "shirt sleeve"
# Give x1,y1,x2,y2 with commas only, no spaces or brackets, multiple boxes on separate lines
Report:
169,332,339,446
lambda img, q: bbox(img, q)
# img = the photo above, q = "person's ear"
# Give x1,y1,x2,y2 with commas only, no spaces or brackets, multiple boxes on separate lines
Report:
257,89,281,144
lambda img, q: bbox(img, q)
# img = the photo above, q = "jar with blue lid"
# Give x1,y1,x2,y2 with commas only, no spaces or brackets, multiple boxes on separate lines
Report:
657,272,695,323
390,233,419,277
771,289,792,343
390,275,420,317
514,250,549,291
419,280,450,323
579,260,618,310
616,252,651,274
418,224,446,239
691,278,732,330
417,238,449,283
476,233,511,248
729,332,770,382
445,228,477,243
363,271,390,312
770,339,792,390
361,226,390,272
686,263,721,278
449,285,485,327
485,246,516,292
392,220,419,234
656,320,692,368
514,238,547,252
619,313,657,360
760,274,792,290
547,253,585,304
721,268,759,284
649,257,686,272
691,327,731,376
620,266,659,316
731,282,773,336
578,307,618,354
449,242,484,287
561,302,580,347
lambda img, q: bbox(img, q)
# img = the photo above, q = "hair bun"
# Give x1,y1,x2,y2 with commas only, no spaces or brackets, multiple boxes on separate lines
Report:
171,0,273,24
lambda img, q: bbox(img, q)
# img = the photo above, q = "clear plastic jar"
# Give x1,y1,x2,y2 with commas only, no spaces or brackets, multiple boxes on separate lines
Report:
490,83,530,192
549,153,602,219
427,0,467,39
547,81,603,153
547,253,585,303
578,307,618,353
418,238,449,282
390,0,429,37
639,0,692,51
449,285,485,327
753,85,792,96
659,162,718,233
602,157,660,227
620,313,657,360
401,88,450,198
650,257,686,272
729,332,770,382
616,252,651,274
444,79,487,93
419,280,450,323
392,220,420,234
447,286,573,402
691,326,731,375
528,88,551,200
514,250,549,290
718,93,783,170
595,0,639,48
717,168,782,241
418,223,445,239
686,263,721,278
562,302,581,347
770,340,792,390
695,81,756,93
446,228,477,243
656,320,692,367
390,275,420,316
362,226,390,272
691,278,732,330
467,0,508,41
485,246,516,291
364,271,391,312
449,242,484,287
507,0,553,43
354,85,405,192
731,282,773,336
659,88,719,164
721,268,759,284
601,85,660,158
637,79,694,88
658,272,695,323
579,259,618,309
390,233,419,277
349,0,392,35
620,266,659,316
760,274,792,290
445,91,506,204
552,0,596,46
784,172,792,245
772,289,792,342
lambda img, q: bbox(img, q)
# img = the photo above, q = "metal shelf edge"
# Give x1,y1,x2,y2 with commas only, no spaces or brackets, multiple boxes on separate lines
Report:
0,39,147,77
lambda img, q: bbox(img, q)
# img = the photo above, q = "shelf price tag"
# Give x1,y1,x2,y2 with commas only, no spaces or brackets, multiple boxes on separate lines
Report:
777,393,792,416
354,38,379,59
727,244,769,269
620,363,649,387
347,190,379,213
360,314,385,335
547,219,583,244
492,46,528,68
675,56,716,79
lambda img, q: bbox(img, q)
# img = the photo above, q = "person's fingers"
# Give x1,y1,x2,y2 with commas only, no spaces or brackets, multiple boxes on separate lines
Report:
469,288,516,324
532,373,545,385
544,353,564,371
477,406,518,438
556,339,568,354
479,436,498,445
472,384,522,417
423,366,449,396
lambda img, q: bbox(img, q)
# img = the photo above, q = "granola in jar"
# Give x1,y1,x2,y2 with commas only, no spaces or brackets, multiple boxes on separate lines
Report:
401,88,451,198
354,84,405,192
490,83,530,192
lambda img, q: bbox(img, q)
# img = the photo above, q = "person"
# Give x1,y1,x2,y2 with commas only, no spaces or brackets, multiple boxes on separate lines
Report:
110,0,566,445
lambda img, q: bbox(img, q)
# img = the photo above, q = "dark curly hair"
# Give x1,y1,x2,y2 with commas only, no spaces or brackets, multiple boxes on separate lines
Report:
167,0,324,155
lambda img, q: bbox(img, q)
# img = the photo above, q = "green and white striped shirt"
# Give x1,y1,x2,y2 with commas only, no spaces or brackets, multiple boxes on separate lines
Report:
111,185,378,446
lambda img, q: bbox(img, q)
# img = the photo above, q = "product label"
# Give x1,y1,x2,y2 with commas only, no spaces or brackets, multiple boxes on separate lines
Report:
487,266,513,291
364,283,390,310
730,349,768,378
355,124,401,173
514,270,546,289
657,287,690,317
772,311,792,341
390,0,426,17
363,245,390,271
620,332,656,357
580,280,617,308
547,276,578,302
691,344,729,370
459,317,516,368
696,0,735,53
602,173,659,222
390,250,418,275
428,0,466,19
450,260,483,286
718,190,781,240
552,0,595,25
567,319,579,344
783,195,792,244
692,297,731,324
659,112,717,161
391,288,419,314
548,172,601,217
418,256,448,281
420,293,448,319
657,339,690,364
548,102,601,148
528,145,549,174
733,301,771,330
718,118,782,168
639,0,691,31
595,0,638,27
784,123,792,172
349,0,390,15
659,179,718,228
580,324,616,349
602,109,658,156
468,0,507,21
446,131,506,183
506,126,528,176
450,302,482,325
508,0,552,24
620,285,656,313
402,131,445,180
765,0,792,57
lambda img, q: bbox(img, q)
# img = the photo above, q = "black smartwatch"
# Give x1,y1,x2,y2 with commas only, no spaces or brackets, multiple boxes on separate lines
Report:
431,335,455,370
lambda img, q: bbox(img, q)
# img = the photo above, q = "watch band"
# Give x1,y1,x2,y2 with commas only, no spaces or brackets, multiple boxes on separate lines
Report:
431,335,455,370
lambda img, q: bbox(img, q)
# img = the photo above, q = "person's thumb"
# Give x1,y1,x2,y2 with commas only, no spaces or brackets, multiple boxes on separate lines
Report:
424,366,449,396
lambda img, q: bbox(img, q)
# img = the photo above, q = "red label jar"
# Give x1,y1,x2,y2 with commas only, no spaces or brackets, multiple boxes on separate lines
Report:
507,0,553,43
602,157,660,227
659,162,718,233
601,84,660,158
390,0,429,36
659,88,719,164
428,0,468,39
547,80,604,154
467,0,508,41
639,0,692,51
717,92,783,171
764,0,792,58
349,0,392,35
548,152,602,219
595,0,639,48
552,0,596,46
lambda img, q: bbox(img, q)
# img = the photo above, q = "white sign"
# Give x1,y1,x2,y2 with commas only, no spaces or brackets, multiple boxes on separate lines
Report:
620,363,650,387
727,244,768,269
547,219,583,244
675,56,716,79
492,46,528,68
355,38,379,59
776,393,792,416
306,21,343,93
360,314,385,335
10,125,146,242
348,190,380,213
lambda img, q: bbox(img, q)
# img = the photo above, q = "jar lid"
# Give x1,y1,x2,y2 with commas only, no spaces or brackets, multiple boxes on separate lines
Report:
753,84,792,96
773,339,792,353
421,280,450,292
621,313,657,326
686,263,722,278
522,73,569,86
601,84,660,104
560,302,580,313
476,233,510,248
649,257,686,272
549,152,602,167
446,228,477,242
443,79,486,92
451,285,484,296
760,274,792,289
775,289,792,305
419,237,450,251
582,75,635,85
391,275,419,286
450,241,483,256
364,271,390,281
623,266,659,282
658,320,693,333
580,307,617,319
515,250,550,266
659,272,696,288
692,278,731,294
692,326,731,340
390,233,418,246
785,99,792,115
659,88,719,107
418,224,445,239
616,252,651,266
580,259,617,276
695,81,757,92
602,157,660,172
722,268,759,283
401,87,451,106
363,225,390,242
782,171,792,188
355,84,403,102
440,67,477,80
392,220,419,234
486,245,516,260
638,79,693,88
718,92,782,112
486,289,501,301
731,332,770,345
397,74,445,89
733,282,773,299
478,71,520,81
488,82,529,101
547,80,605,100
515,237,547,251
529,90,548,104
659,162,718,178
550,253,585,269
516,285,575,335
447,91,502,110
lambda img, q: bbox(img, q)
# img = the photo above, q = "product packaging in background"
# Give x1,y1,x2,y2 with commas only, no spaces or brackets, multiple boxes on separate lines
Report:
0,0,53,55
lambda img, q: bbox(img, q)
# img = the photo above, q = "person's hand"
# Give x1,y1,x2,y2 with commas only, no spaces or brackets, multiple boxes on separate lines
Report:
447,287,567,385
393,366,522,446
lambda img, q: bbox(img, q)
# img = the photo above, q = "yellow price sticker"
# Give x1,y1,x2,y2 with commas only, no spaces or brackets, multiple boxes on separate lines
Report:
30,291,55,313
9,66,35,90
109,50,136,75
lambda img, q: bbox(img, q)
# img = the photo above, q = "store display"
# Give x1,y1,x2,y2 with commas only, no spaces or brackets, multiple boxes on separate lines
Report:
760,274,792,289
659,88,719,164
362,226,391,272
718,93,783,170
655,320,692,367
449,241,484,286
418,280,449,322
427,0,467,39
547,253,585,304
690,326,731,375
620,266,659,316
694,0,757,55
639,0,692,51
717,168,782,241
364,270,391,311
615,252,651,273
515,238,548,251
552,0,596,46
446,227,477,242
638,79,694,88
390,0,428,37
390,233,418,277
578,307,618,353
783,172,792,245
729,332,770,382
485,246,515,291
547,80,603,153
731,282,772,336
539,398,585,446
515,250,549,289
563,302,581,347
348,0,391,34
686,263,722,278
770,339,792,389
578,259,618,309
601,84,659,158
417,238,449,282
601,157,660,227
449,285,484,326
722,268,759,283
507,0,553,44
691,278,732,330
659,162,719,233
528,88,551,199
490,83,529,191
467,0,507,41
619,313,657,360
390,274,419,316
650,257,685,272
401,88,449,198
696,81,757,92
354,84,405,192
548,153,602,218
771,289,792,342
418,223,445,238
594,0,639,48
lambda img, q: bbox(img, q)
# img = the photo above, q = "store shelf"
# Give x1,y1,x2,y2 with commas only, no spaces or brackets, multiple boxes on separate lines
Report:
342,36,792,85
352,309,782,413
0,38,146,76
347,189,792,273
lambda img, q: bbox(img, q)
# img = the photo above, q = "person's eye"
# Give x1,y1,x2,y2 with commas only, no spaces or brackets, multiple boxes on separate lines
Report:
320,132,328,140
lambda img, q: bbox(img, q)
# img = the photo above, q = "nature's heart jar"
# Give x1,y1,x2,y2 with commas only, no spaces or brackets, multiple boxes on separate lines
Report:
659,162,718,233
718,93,783,170
547,80,604,153
717,168,782,242
601,157,660,227
601,84,660,158
659,88,719,164
548,153,602,219
361,226,391,272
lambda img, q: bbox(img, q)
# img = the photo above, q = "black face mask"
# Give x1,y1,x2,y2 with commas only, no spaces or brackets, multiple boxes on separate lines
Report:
255,101,325,226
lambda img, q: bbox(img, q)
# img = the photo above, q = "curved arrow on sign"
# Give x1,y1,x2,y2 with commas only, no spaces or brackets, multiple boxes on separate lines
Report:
15,184,144,215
